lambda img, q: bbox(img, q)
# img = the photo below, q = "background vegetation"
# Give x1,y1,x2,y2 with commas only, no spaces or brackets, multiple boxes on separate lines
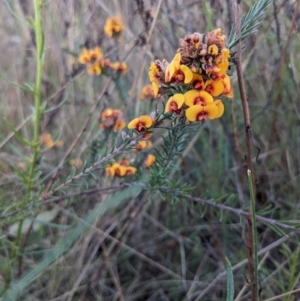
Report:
0,0,300,300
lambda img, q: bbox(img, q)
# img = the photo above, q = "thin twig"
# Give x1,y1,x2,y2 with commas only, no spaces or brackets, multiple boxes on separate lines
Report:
101,243,126,301
58,205,183,280
178,194,300,232
234,1,257,299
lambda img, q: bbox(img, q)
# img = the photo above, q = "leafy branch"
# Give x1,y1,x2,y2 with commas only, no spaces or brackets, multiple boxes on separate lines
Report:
227,0,273,50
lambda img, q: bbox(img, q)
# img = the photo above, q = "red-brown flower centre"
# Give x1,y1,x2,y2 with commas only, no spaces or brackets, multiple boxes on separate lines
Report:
170,101,178,110
169,100,182,114
115,168,121,176
90,54,98,63
137,122,146,132
194,97,205,106
194,81,204,90
176,72,184,81
197,112,207,121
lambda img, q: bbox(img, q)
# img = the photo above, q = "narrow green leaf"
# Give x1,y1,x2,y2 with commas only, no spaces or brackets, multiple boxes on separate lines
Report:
225,257,234,301
4,118,32,147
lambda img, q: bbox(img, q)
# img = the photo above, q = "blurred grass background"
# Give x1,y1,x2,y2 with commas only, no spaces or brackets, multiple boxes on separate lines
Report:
0,0,300,300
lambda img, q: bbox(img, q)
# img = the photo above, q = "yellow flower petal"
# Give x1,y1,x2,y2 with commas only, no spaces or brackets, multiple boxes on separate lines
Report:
125,166,137,175
78,48,90,64
185,105,203,121
222,48,230,59
87,64,102,75
205,80,224,97
184,90,199,107
139,115,153,128
149,62,159,83
173,53,181,67
110,62,129,73
205,103,219,119
165,94,185,113
208,44,218,56
165,62,176,82
127,118,140,129
90,47,103,61
186,103,220,121
113,120,126,131
184,90,213,107
128,116,153,131
180,65,193,84
144,154,156,168
115,165,127,176
104,16,124,38
215,55,229,75
213,99,224,118
101,108,114,120
106,166,115,177
151,81,159,97
165,53,181,82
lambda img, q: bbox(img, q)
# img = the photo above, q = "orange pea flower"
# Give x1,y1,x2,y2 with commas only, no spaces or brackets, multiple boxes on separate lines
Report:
184,90,213,107
113,120,126,131
106,163,126,177
87,64,101,75
78,47,103,75
69,158,83,169
100,108,126,131
106,163,136,177
144,154,156,168
186,100,224,122
110,62,129,73
205,80,224,97
192,74,207,90
141,85,155,100
165,53,193,84
128,115,153,132
134,140,152,151
78,48,91,64
104,15,124,38
125,166,137,175
78,46,102,65
39,133,54,148
221,74,234,98
101,108,115,120
165,94,185,114
40,133,63,148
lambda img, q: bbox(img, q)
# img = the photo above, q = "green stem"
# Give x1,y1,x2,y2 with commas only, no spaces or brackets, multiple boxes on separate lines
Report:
14,0,44,257
248,169,259,300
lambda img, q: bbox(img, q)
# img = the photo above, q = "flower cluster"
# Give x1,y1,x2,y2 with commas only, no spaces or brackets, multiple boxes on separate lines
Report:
100,108,126,132
106,160,137,177
78,47,104,75
69,158,83,170
148,28,233,122
134,140,152,151
39,133,63,148
104,15,124,39
78,47,129,76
